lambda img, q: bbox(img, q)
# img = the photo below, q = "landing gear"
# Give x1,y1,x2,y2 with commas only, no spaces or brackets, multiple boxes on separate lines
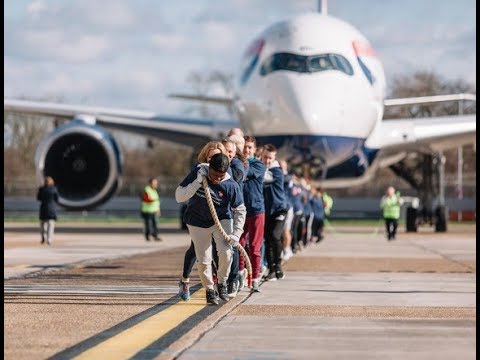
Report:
405,206,418,232
389,151,448,232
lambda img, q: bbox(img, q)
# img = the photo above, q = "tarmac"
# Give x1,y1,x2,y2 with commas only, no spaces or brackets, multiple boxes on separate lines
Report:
4,221,476,360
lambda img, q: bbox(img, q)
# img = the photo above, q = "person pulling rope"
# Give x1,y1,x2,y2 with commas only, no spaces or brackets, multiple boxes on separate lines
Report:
202,177,253,288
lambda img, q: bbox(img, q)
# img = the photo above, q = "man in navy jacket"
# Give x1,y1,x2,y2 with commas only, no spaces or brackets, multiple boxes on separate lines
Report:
261,144,288,281
238,136,266,292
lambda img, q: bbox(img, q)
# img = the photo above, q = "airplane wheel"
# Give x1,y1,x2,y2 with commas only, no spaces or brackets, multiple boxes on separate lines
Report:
434,205,448,232
406,206,418,232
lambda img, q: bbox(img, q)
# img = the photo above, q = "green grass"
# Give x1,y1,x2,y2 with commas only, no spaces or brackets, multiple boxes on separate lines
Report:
3,215,180,224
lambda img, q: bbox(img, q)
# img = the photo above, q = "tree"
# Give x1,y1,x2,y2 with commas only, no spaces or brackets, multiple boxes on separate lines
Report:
181,70,235,118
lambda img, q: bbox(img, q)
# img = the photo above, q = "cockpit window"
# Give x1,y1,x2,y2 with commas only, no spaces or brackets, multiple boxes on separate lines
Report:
260,53,353,76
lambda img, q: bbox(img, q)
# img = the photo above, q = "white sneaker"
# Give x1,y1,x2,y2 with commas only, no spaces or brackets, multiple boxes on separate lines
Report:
260,265,269,279
251,278,261,292
238,269,247,289
283,247,293,261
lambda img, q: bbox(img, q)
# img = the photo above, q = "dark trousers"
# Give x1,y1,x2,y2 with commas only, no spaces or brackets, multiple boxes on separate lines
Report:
264,215,286,271
228,246,239,283
141,212,158,239
291,213,303,252
311,217,324,239
385,218,398,239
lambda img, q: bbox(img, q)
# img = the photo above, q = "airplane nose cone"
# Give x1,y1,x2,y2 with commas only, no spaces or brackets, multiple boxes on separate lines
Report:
268,73,347,135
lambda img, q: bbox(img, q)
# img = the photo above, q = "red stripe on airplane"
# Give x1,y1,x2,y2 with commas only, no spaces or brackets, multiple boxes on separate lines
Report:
352,40,377,57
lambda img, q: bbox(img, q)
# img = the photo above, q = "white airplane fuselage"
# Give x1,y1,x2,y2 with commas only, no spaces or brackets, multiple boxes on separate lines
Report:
233,13,386,181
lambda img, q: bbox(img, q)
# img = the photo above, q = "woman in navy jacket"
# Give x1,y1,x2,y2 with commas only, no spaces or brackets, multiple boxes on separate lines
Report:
37,176,59,245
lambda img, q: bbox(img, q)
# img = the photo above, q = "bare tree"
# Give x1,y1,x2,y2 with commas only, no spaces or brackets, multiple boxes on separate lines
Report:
182,69,235,118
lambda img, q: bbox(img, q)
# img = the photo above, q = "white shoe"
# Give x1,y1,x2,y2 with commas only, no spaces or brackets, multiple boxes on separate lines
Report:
251,278,261,292
283,247,293,261
260,265,269,279
238,269,247,289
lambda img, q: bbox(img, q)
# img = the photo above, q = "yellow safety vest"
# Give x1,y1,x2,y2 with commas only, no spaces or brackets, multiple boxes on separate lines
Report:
380,195,401,219
141,185,160,213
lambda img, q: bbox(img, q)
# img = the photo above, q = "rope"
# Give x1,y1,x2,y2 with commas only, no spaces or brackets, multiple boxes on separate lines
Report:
202,177,253,287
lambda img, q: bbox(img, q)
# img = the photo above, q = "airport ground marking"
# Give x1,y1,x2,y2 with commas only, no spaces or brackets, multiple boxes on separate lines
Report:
71,287,206,360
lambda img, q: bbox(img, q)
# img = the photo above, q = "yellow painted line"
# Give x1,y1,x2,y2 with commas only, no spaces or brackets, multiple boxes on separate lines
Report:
13,264,31,268
72,288,206,360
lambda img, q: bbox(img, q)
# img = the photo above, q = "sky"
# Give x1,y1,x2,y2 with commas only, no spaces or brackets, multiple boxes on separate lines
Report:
4,0,476,116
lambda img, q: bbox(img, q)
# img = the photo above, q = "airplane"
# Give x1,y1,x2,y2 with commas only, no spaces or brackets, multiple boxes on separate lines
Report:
4,5,476,231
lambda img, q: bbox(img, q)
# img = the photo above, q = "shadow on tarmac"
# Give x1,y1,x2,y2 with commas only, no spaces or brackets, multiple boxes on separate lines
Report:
46,284,224,360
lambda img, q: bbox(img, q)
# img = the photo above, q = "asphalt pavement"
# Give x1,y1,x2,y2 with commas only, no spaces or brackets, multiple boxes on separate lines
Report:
4,222,476,360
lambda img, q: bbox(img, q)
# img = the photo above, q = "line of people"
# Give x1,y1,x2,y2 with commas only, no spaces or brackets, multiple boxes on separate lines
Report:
175,128,333,305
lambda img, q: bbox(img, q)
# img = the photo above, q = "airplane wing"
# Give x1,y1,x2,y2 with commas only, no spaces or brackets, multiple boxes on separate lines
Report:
168,93,235,106
365,114,476,153
4,99,239,147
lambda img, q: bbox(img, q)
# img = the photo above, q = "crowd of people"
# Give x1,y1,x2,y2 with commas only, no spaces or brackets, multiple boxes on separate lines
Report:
34,128,405,307
174,128,334,305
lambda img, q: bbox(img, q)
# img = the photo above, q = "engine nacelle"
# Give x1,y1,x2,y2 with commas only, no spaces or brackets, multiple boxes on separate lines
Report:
35,119,123,210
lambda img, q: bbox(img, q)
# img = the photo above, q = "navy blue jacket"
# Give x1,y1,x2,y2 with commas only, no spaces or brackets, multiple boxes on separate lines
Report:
263,161,288,217
37,185,59,220
179,166,244,228
303,189,313,216
243,157,265,216
310,195,325,220
291,182,304,214
230,157,247,192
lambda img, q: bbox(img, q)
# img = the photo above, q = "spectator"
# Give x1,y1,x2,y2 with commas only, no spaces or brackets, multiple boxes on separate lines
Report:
380,186,403,240
37,176,59,245
141,178,161,241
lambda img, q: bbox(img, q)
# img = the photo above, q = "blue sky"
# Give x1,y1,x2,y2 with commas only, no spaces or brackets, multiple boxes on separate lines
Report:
4,0,476,115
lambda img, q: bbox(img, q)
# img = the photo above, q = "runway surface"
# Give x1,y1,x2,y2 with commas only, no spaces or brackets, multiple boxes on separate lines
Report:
4,222,476,359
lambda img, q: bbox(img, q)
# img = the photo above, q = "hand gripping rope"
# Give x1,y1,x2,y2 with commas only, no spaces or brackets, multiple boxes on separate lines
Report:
202,177,253,288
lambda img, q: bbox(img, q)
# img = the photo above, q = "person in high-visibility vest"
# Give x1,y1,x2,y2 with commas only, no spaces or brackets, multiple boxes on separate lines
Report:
141,178,161,241
321,191,333,218
380,186,403,240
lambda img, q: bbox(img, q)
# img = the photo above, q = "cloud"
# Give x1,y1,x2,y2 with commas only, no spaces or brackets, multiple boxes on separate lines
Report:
26,0,46,15
151,33,186,50
20,30,110,62
79,0,136,28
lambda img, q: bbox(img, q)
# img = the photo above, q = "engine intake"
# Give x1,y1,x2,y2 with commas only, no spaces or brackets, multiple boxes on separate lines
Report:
35,120,123,210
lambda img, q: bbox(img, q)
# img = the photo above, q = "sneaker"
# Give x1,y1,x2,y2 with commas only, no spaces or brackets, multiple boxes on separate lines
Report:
265,271,277,282
251,278,261,292
206,289,219,305
178,281,190,301
217,283,230,302
275,269,285,280
260,265,269,279
238,269,247,290
153,236,162,241
283,247,293,261
227,280,239,298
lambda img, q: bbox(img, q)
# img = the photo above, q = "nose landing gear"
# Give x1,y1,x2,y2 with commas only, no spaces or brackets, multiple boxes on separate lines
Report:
389,151,448,232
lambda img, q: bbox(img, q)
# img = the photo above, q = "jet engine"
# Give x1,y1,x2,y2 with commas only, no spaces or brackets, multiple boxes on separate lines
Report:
35,118,123,210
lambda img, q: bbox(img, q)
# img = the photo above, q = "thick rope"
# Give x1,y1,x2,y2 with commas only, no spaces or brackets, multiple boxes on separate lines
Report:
202,177,253,287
